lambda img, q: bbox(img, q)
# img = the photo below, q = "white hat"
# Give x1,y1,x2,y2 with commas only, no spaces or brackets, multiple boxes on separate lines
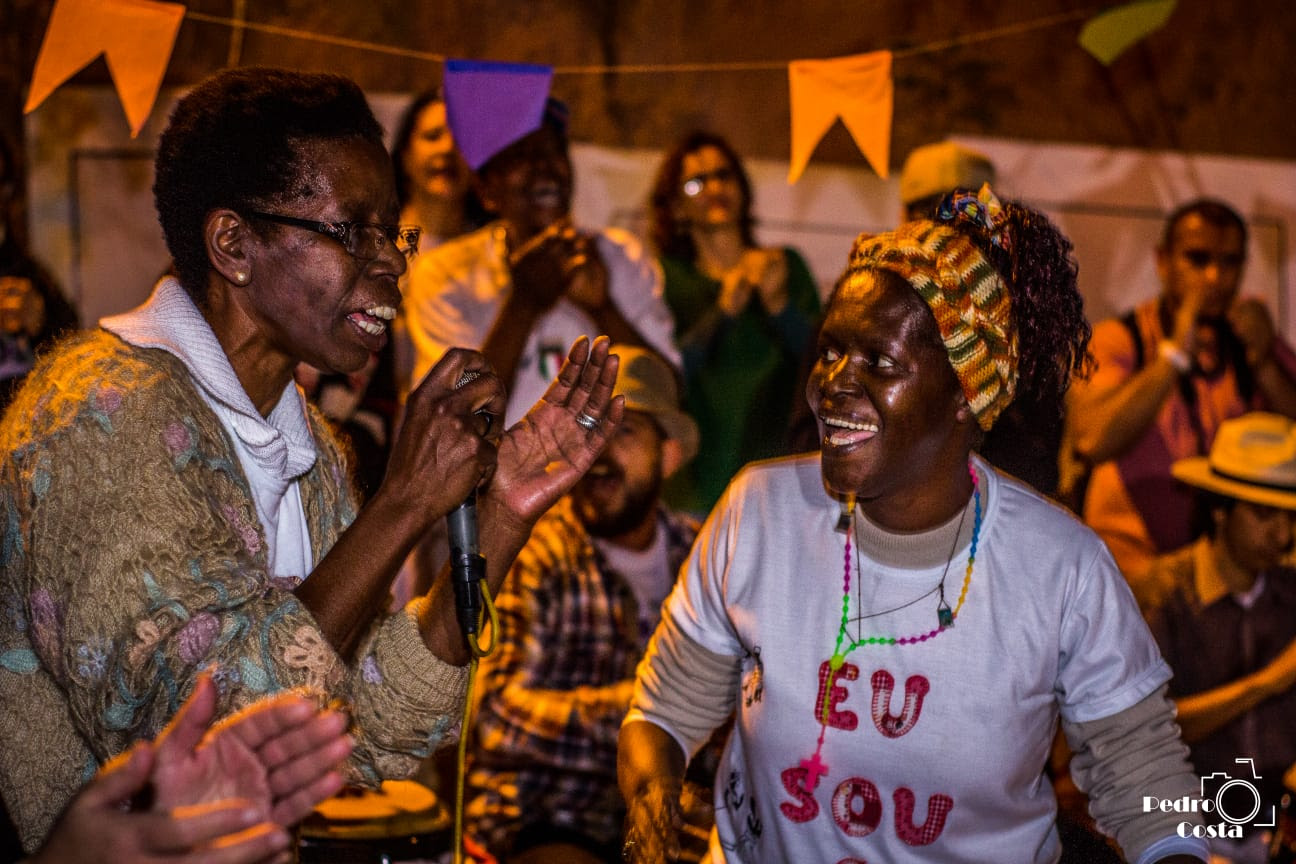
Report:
1171,412,1296,510
609,345,699,465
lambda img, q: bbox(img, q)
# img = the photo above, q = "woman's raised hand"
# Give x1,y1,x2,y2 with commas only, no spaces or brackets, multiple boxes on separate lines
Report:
745,247,790,316
483,335,622,528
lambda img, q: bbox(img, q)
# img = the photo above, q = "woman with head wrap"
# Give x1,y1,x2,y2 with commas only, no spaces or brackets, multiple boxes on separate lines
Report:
619,188,1209,863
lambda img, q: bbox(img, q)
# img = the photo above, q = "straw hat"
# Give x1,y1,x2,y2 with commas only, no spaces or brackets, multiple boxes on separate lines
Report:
610,345,699,465
1171,412,1296,510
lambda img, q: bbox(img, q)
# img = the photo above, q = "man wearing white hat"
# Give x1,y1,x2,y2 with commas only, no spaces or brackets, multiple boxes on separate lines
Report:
1068,200,1296,581
1135,412,1296,860
463,346,706,863
897,139,996,222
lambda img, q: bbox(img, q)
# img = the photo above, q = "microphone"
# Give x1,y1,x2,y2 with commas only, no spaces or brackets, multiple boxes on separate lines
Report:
449,370,488,639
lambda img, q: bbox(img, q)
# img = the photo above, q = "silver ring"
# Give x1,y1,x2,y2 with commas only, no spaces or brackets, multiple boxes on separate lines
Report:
574,410,600,431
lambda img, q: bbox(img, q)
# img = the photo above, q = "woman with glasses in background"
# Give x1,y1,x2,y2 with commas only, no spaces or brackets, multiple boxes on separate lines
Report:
648,131,821,516
0,66,622,854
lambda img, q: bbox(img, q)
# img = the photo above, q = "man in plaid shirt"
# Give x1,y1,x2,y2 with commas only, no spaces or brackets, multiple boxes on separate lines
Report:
465,346,702,862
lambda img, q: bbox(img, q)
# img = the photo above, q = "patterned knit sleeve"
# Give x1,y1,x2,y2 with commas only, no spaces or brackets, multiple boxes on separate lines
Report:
303,410,469,784
1,341,465,794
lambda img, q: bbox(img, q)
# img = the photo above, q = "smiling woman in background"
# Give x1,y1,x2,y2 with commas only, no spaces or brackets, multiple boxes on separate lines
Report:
648,131,821,516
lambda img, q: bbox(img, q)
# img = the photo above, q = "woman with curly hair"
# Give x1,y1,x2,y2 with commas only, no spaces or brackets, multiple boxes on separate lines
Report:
649,132,821,515
619,188,1209,863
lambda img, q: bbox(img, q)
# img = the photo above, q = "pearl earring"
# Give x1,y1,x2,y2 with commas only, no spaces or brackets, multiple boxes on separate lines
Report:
234,271,248,284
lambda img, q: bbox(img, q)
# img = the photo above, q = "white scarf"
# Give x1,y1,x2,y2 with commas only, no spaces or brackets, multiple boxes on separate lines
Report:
101,278,316,578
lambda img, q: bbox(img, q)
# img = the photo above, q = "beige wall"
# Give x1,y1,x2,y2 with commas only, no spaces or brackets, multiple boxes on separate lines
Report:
24,87,1296,341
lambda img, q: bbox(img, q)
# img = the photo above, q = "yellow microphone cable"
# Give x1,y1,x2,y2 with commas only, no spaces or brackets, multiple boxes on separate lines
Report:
452,581,498,864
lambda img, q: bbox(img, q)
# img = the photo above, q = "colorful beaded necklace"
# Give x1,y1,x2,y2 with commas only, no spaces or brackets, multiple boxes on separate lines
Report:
799,459,982,786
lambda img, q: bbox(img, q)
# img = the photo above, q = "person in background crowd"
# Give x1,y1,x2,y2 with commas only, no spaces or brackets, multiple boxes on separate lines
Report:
383,89,494,607
389,87,487,401
1134,412,1296,864
648,131,820,516
404,97,679,426
897,140,996,223
618,187,1208,863
391,89,482,257
0,134,78,414
24,674,352,864
0,66,622,853
1067,199,1296,580
465,346,707,863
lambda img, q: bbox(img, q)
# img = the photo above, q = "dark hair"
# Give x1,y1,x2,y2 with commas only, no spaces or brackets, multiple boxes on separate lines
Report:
0,133,24,253
1188,490,1235,541
1161,198,1248,251
0,133,14,187
942,194,1092,423
153,67,385,306
648,131,755,261
388,89,489,234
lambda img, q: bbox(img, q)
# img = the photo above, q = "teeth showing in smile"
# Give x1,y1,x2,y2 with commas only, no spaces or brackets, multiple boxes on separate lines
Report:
351,305,396,337
823,417,878,432
821,415,878,447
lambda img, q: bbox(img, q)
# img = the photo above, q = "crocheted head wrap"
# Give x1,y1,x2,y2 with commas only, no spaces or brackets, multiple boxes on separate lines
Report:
845,184,1018,430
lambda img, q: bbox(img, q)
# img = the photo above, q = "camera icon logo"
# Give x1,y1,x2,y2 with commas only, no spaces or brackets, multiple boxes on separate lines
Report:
1200,759,1277,828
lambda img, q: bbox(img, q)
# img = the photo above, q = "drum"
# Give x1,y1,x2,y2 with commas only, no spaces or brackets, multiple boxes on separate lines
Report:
297,779,452,864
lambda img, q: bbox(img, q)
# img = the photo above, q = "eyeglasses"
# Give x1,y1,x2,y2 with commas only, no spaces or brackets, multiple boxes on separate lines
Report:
248,211,421,260
681,167,737,198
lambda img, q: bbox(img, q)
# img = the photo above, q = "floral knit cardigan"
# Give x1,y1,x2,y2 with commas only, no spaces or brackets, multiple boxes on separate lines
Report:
0,331,468,851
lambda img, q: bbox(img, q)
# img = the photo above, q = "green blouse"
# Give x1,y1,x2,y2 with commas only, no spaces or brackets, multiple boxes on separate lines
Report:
660,248,821,515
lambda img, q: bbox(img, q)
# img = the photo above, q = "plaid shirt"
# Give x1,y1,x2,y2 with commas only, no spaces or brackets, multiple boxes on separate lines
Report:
465,497,699,856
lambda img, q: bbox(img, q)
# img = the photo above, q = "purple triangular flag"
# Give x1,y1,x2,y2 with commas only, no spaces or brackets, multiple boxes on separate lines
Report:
443,59,554,171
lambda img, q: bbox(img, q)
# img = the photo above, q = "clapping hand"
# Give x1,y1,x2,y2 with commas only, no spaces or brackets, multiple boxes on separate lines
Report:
507,220,608,315
383,347,505,525
744,248,789,316
718,248,789,318
622,778,686,864
31,675,353,864
0,275,43,337
1228,296,1278,369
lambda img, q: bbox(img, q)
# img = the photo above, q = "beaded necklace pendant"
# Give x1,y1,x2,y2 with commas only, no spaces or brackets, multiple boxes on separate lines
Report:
811,459,983,737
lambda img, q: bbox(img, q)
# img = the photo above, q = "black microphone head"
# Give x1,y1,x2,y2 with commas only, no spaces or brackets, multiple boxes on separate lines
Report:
454,369,481,389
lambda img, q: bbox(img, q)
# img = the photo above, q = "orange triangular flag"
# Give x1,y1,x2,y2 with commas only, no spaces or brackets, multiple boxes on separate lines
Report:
788,51,893,184
25,0,186,137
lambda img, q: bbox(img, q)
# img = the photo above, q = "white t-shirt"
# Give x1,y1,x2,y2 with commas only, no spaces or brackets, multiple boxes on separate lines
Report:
593,518,674,643
665,453,1170,864
403,222,681,424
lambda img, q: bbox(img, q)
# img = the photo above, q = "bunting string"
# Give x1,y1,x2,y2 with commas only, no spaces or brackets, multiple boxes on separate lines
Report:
183,6,1103,73
24,0,1165,173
